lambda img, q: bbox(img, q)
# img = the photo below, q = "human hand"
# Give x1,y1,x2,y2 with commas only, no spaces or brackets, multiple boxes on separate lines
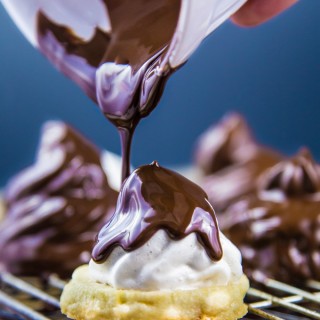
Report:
232,0,298,26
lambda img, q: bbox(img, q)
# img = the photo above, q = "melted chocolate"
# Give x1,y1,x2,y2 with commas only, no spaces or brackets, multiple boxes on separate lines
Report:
194,113,282,212
92,161,222,263
36,0,181,181
194,112,255,175
22,2,224,265
260,148,320,196
0,121,117,277
221,149,320,283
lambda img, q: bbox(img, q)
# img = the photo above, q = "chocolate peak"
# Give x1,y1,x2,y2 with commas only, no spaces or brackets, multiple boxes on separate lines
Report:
259,148,320,196
6,121,106,203
194,113,256,175
222,147,320,283
1,121,117,277
92,162,222,263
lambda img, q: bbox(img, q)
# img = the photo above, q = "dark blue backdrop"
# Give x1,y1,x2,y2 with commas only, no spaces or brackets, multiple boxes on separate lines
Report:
0,2,319,187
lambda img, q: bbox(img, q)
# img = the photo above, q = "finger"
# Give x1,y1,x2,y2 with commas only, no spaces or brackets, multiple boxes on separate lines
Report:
231,0,298,27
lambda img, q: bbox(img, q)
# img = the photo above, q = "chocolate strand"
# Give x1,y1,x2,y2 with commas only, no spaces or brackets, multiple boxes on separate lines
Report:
36,0,181,181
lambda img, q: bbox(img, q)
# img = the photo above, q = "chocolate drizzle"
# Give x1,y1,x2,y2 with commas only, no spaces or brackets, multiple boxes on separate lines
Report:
36,0,181,181
92,162,222,263
0,121,117,277
221,148,320,283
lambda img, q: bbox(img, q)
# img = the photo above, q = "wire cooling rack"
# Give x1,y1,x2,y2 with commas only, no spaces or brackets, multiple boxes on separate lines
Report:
0,272,320,320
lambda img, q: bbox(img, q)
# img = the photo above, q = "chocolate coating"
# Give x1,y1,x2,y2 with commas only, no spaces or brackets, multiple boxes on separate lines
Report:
194,113,282,212
36,0,181,181
0,121,117,277
221,149,320,283
92,161,222,263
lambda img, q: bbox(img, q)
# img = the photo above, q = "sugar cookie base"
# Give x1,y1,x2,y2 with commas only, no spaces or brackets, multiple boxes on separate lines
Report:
61,265,249,320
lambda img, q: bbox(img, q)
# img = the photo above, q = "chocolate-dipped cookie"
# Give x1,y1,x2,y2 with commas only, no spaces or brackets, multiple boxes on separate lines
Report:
61,162,248,320
221,149,320,283
194,113,282,212
0,121,117,277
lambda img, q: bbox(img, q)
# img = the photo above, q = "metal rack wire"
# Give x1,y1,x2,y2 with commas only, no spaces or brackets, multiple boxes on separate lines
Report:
0,272,319,319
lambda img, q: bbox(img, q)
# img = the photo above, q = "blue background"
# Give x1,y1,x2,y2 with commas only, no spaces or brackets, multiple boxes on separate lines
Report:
0,1,319,187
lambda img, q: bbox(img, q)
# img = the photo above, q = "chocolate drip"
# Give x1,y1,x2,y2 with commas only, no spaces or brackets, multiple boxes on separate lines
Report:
259,148,320,196
36,0,181,181
92,162,222,263
0,122,117,277
221,149,320,283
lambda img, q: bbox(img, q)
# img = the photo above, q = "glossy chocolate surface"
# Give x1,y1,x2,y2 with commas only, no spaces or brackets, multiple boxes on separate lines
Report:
0,122,117,277
221,149,320,283
36,0,181,180
92,161,222,263
2,2,225,275
194,113,282,212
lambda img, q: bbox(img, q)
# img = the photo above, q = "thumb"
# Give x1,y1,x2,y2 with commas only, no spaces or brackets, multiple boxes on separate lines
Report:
231,0,298,27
